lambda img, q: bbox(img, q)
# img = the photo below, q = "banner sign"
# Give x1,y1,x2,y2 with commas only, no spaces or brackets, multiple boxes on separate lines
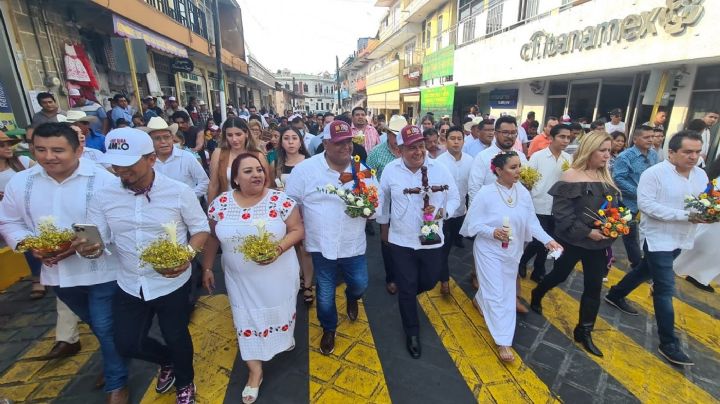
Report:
422,45,455,81
489,89,518,109
421,85,455,117
113,15,188,58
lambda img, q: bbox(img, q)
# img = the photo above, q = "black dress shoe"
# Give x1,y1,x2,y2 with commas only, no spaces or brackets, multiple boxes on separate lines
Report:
320,331,335,355
685,276,714,293
604,294,639,315
346,299,358,321
530,273,545,283
573,325,603,357
530,288,543,315
42,341,81,360
406,336,421,359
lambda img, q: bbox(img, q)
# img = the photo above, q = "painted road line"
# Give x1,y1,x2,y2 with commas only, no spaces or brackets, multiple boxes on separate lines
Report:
140,294,238,403
309,287,391,403
674,273,720,315
577,266,720,357
0,324,97,402
418,279,559,404
601,266,720,356
518,277,716,403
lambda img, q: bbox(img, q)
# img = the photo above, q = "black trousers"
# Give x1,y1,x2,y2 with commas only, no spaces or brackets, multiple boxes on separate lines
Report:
390,244,443,336
113,279,194,387
381,240,395,284
519,214,554,277
440,215,464,282
533,242,606,327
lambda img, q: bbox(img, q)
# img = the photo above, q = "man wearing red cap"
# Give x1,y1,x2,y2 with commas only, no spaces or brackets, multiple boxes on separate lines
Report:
285,120,381,356
376,125,460,359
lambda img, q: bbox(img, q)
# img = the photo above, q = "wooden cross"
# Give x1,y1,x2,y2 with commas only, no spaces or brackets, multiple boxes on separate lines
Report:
403,166,449,213
339,156,371,187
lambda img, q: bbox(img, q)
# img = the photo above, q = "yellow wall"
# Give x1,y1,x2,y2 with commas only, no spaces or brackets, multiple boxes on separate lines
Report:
425,1,455,56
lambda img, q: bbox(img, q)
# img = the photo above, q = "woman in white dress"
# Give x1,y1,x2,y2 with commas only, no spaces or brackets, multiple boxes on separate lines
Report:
461,151,561,362
202,153,304,404
674,159,720,292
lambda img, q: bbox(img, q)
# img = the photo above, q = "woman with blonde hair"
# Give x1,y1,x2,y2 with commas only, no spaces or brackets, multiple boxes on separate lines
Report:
530,131,620,358
248,120,264,148
207,117,271,203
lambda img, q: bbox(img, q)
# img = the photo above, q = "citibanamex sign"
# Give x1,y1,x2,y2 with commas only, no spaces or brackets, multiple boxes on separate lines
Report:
520,0,704,62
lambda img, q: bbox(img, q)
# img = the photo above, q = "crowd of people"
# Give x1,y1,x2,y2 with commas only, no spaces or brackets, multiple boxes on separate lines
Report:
0,91,718,403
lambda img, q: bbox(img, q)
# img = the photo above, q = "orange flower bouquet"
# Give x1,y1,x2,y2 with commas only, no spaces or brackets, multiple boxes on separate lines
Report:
585,195,633,239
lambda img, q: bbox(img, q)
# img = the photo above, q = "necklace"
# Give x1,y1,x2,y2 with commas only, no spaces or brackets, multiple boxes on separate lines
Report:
495,181,517,207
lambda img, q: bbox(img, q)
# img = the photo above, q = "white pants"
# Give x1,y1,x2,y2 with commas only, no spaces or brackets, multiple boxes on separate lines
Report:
55,298,80,343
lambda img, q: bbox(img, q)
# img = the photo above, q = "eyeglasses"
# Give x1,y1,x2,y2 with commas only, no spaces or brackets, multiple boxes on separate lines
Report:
0,141,12,147
496,130,518,136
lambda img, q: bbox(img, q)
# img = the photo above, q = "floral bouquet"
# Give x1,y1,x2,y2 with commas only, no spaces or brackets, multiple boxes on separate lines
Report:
139,222,196,275
585,195,633,238
352,130,365,146
319,156,379,219
684,179,720,223
16,216,74,257
519,166,542,190
420,213,441,245
561,159,571,172
234,219,279,264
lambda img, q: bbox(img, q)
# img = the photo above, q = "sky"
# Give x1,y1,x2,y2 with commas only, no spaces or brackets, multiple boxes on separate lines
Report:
236,0,387,75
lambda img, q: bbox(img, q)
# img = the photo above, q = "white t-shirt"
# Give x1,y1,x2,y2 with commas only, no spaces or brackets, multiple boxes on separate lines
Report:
605,121,626,134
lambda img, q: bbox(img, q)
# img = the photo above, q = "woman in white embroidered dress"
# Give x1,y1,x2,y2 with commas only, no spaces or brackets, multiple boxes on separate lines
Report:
202,153,304,404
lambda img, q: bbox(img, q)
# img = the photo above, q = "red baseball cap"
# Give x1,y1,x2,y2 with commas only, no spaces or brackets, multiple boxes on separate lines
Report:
327,121,353,143
399,125,423,146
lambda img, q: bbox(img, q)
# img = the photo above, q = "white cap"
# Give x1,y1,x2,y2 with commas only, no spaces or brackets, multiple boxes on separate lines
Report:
168,96,177,102
102,128,155,167
68,88,81,97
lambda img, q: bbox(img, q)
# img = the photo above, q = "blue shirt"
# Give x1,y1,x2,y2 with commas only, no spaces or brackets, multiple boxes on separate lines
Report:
84,129,106,152
612,146,658,212
111,106,134,127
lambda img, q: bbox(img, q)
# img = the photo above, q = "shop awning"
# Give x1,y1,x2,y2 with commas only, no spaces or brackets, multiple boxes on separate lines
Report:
367,92,400,110
403,94,420,103
113,15,188,58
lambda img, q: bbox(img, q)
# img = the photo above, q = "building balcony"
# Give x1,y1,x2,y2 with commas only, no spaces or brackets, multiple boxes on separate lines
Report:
370,21,421,60
404,0,448,23
457,0,570,47
144,0,209,39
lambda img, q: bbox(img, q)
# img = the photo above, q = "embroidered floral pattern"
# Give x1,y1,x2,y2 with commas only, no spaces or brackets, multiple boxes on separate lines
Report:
239,312,296,338
208,190,295,222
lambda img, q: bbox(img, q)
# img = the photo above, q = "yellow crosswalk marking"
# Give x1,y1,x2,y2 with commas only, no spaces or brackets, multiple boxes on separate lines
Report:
674,273,720,314
418,279,559,403
140,294,238,403
578,266,720,357
309,288,391,403
518,278,716,403
0,324,97,402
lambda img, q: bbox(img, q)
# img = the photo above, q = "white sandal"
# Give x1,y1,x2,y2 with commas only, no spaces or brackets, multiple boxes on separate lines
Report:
242,379,263,404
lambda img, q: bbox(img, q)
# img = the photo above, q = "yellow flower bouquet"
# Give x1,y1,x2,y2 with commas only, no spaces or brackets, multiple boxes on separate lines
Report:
139,222,195,274
235,219,279,264
519,166,542,190
16,216,74,257
352,130,365,145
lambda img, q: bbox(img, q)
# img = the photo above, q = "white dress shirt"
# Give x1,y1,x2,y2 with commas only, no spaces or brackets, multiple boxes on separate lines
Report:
527,147,572,215
435,151,473,218
285,152,381,260
468,144,528,205
638,160,709,252
376,157,460,250
0,159,120,287
88,171,209,300
154,147,209,198
462,137,489,158
81,151,110,169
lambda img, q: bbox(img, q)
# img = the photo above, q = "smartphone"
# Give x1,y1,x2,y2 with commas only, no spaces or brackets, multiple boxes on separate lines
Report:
72,223,105,249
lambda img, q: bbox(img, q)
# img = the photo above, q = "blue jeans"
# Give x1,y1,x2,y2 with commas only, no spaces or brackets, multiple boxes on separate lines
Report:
607,242,681,347
54,281,128,392
311,253,368,332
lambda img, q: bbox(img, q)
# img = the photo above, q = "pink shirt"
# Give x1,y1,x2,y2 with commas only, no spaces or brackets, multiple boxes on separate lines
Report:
351,124,380,152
